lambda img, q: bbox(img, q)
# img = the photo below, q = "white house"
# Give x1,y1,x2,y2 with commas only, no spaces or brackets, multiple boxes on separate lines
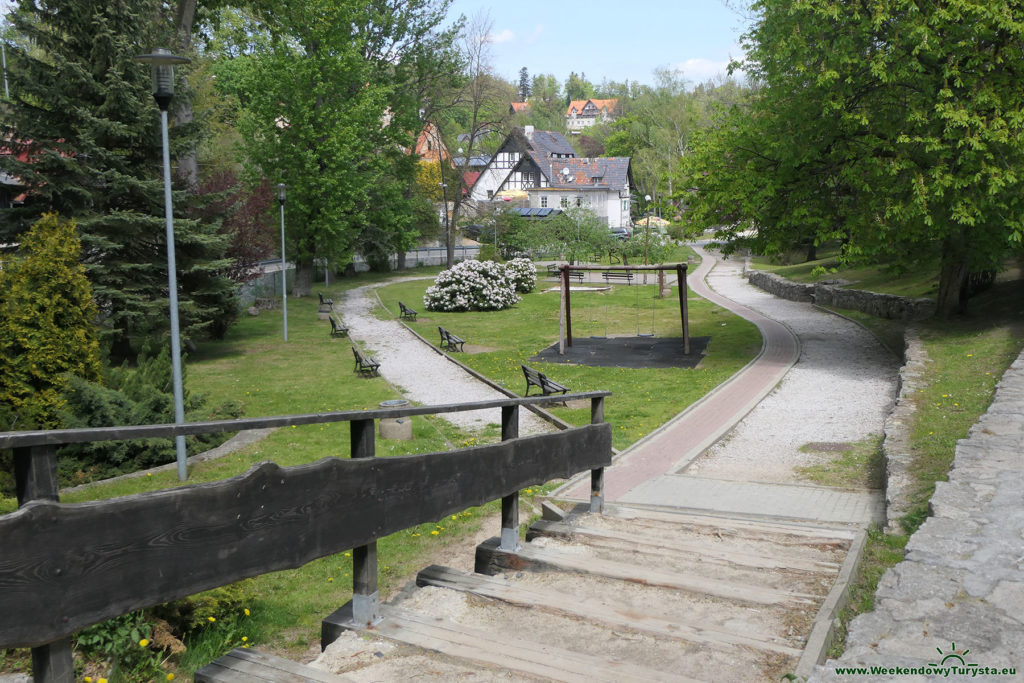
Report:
469,126,633,228
565,98,619,133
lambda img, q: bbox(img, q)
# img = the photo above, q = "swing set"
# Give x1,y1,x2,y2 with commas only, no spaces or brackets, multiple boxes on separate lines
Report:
556,263,690,356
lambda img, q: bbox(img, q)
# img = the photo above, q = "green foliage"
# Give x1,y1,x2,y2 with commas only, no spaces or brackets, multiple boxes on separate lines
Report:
55,344,242,485
0,0,237,358
214,0,461,285
76,611,168,683
683,0,1024,316
0,214,101,431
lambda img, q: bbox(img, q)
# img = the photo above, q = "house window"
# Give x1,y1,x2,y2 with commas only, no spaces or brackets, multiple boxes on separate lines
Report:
541,196,548,208
487,190,494,200
560,197,568,208
523,171,534,185
622,199,630,213
576,197,583,208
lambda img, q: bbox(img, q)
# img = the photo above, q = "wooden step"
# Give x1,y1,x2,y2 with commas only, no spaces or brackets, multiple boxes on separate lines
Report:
527,519,841,573
194,648,353,682
416,564,802,656
475,537,817,605
592,502,857,544
372,605,706,683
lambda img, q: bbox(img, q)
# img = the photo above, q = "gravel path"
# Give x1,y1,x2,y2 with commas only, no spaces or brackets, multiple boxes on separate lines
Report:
338,279,555,436
686,253,901,484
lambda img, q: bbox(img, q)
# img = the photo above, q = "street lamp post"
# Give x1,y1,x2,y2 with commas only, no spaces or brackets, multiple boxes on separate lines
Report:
277,183,288,342
135,48,191,481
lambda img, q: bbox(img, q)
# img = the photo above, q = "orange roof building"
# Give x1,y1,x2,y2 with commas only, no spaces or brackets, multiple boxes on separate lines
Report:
565,98,619,133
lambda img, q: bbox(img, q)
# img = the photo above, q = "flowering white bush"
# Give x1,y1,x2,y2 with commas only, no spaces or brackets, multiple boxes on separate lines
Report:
423,260,520,312
504,257,537,294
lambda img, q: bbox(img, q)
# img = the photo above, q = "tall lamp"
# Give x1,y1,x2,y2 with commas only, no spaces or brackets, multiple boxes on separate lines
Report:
277,183,288,342
135,48,190,481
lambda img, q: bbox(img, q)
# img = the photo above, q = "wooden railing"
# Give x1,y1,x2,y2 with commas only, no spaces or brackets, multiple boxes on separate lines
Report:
0,393,612,683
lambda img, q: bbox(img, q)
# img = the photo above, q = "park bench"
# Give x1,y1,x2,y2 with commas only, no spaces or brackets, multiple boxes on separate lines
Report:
398,301,418,321
602,270,634,285
329,315,348,338
546,264,584,283
521,364,569,397
195,647,347,682
438,326,465,352
318,292,334,307
352,346,380,376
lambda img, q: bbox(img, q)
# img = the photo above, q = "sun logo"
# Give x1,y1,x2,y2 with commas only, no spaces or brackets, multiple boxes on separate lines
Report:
929,642,978,668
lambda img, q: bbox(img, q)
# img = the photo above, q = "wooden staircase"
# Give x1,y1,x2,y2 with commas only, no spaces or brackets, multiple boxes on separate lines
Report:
311,502,859,682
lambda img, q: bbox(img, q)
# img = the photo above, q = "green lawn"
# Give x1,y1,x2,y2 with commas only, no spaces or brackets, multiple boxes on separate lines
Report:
376,270,761,451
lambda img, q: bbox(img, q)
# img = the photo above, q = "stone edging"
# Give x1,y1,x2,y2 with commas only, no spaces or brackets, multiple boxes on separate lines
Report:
881,329,930,531
809,351,1024,681
747,269,936,321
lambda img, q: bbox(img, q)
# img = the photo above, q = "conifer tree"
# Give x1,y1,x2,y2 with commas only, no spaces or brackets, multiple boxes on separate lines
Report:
0,213,102,430
0,0,236,360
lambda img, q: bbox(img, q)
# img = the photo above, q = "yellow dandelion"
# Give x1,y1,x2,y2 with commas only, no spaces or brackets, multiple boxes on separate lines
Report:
244,608,250,616
344,552,351,557
167,675,175,681
139,638,149,647
242,637,248,642
328,577,334,582
431,530,439,536
208,617,216,623
84,678,93,683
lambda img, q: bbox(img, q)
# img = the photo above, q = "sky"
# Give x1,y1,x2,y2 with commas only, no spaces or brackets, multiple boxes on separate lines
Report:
443,0,753,90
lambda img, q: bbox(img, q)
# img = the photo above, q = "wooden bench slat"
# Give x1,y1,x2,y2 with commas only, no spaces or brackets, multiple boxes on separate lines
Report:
521,365,569,397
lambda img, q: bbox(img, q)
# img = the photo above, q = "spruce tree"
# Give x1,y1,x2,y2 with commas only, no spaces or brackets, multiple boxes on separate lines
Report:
0,0,236,360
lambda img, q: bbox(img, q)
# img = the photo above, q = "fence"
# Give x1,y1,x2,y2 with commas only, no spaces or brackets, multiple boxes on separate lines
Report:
0,392,612,682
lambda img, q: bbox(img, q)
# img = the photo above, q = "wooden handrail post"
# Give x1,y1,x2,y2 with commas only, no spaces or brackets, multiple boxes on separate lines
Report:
15,445,74,683
349,419,379,626
499,406,521,551
590,397,605,514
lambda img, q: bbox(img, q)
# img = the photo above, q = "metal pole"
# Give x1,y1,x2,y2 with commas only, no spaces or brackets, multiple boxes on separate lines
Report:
160,109,188,481
1,42,9,99
279,202,288,342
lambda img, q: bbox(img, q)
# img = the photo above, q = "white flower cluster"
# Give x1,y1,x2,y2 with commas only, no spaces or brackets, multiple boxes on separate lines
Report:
504,257,537,294
423,260,521,312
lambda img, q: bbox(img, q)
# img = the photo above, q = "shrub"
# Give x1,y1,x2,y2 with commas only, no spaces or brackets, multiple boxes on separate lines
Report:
504,257,537,294
423,260,520,312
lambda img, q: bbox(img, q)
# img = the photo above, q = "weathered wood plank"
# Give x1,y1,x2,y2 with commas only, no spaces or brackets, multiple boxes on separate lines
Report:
416,565,802,656
527,520,840,572
373,606,703,683
194,648,351,682
0,424,611,648
474,537,814,605
590,503,857,543
0,393,611,449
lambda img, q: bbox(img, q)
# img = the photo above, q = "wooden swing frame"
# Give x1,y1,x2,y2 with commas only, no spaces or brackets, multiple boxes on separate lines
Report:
557,264,690,356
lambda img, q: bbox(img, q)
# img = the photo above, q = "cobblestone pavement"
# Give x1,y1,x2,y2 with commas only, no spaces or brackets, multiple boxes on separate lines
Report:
811,354,1024,682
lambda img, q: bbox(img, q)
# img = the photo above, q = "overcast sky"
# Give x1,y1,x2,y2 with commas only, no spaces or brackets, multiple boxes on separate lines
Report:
443,0,753,90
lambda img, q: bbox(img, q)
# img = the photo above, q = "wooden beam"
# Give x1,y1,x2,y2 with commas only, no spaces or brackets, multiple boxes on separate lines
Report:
0,424,612,648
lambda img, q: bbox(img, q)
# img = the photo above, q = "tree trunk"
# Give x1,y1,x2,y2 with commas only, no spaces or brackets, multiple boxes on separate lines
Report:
173,0,199,192
292,258,314,297
805,242,817,262
936,235,969,318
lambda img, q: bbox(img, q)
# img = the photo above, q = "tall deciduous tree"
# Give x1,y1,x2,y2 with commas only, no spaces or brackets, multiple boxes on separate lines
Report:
684,0,1024,316
0,0,236,359
217,0,460,290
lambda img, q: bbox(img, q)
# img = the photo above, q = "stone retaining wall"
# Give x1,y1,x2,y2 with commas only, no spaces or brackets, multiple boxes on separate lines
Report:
810,351,1024,681
746,270,936,321
881,329,930,532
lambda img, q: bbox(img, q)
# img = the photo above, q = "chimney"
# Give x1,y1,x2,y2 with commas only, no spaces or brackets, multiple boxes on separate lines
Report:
524,125,534,138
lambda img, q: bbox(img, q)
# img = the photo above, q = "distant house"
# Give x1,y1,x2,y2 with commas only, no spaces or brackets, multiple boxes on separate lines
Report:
412,121,450,162
468,126,633,228
509,101,531,116
565,98,619,133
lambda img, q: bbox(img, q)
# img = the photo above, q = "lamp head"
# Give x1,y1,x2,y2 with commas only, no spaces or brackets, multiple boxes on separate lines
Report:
276,183,287,204
134,49,189,112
